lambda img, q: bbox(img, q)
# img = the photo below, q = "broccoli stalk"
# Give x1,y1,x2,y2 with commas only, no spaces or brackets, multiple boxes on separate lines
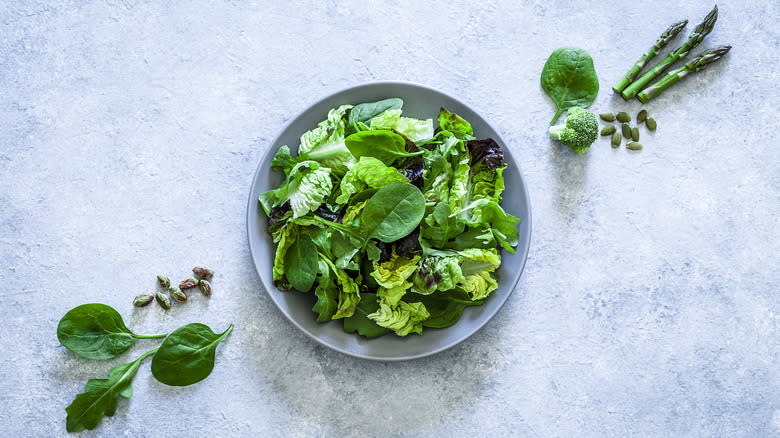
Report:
548,107,598,154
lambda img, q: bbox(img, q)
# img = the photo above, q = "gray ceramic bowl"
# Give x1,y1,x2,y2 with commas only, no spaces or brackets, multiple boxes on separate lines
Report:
247,81,531,361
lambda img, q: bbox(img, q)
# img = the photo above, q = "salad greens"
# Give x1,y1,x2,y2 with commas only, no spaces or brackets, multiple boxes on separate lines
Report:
58,303,233,432
57,303,165,360
260,99,521,337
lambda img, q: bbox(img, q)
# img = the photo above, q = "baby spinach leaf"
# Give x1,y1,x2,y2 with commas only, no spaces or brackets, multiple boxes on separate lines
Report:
348,98,403,128
540,47,599,124
151,323,233,387
345,130,423,166
343,293,389,338
285,233,318,291
65,347,158,432
362,182,426,243
57,303,165,360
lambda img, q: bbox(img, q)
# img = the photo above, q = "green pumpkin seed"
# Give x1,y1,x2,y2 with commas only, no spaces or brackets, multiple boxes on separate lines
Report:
631,127,640,141
626,141,643,150
599,113,615,122
601,125,616,136
646,117,657,131
616,112,631,123
637,109,647,124
621,122,631,138
612,132,622,147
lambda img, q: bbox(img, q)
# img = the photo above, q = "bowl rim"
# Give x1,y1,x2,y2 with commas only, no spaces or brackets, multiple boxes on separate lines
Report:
246,80,532,361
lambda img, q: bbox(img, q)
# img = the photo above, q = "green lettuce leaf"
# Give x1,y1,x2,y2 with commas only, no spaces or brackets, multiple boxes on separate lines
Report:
272,223,298,290
438,107,474,139
370,250,420,289
270,145,297,176
461,271,498,300
312,259,338,322
322,257,361,319
367,299,430,336
370,109,434,143
336,156,408,205
456,199,521,253
299,105,354,174
459,247,501,276
421,202,463,248
259,161,333,219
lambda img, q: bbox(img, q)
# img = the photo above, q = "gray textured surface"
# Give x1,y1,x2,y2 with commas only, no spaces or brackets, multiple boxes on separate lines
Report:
0,1,777,437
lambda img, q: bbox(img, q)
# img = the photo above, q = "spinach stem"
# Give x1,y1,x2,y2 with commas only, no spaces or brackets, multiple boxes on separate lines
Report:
133,333,167,340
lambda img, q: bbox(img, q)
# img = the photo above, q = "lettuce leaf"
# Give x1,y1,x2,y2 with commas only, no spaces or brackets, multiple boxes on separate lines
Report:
312,259,339,322
299,105,354,175
321,257,361,319
412,255,465,295
367,299,430,336
259,161,333,219
272,223,298,290
370,109,434,143
457,199,521,252
438,107,474,140
370,250,420,289
461,271,498,300
336,156,408,205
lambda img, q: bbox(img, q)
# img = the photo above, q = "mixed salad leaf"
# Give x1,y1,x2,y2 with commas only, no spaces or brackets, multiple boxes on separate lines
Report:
259,99,521,337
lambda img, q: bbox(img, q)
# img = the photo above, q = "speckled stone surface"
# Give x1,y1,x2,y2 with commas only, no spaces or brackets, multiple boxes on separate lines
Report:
0,1,777,437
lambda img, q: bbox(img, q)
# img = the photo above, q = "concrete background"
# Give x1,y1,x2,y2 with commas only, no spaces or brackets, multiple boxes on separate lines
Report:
1,1,777,436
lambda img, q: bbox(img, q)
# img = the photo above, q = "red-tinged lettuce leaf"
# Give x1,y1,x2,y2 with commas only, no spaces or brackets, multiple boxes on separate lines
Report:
466,138,505,172
343,293,389,338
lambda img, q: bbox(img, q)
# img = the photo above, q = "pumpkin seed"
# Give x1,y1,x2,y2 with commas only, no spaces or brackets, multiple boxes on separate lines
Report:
601,125,616,136
621,122,631,138
612,132,622,147
631,127,640,141
626,141,643,150
637,109,647,124
616,112,631,123
599,113,615,122
646,117,657,131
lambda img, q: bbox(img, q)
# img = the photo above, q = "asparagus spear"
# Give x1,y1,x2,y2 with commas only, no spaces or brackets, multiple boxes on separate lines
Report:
612,20,688,93
637,45,732,103
621,5,718,100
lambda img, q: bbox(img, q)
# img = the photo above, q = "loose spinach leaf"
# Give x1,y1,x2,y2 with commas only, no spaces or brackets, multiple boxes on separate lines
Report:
345,130,423,166
347,98,403,131
406,289,483,328
285,233,318,291
540,47,599,124
343,293,389,338
57,303,165,360
65,347,158,432
151,323,233,387
362,182,426,243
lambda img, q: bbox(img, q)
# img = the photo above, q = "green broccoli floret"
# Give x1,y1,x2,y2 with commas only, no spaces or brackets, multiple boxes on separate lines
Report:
548,107,598,154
